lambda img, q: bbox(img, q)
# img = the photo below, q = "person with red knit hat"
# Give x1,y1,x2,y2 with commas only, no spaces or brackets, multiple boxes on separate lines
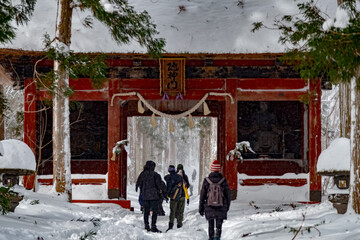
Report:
199,160,231,240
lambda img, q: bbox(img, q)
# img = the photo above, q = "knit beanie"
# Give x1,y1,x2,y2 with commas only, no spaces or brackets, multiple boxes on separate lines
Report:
168,165,176,173
210,160,221,172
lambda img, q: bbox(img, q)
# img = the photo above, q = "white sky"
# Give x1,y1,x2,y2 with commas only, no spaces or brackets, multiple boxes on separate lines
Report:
1,1,356,239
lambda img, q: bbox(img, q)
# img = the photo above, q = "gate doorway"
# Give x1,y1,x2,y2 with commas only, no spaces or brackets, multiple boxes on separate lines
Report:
118,100,224,199
127,116,218,197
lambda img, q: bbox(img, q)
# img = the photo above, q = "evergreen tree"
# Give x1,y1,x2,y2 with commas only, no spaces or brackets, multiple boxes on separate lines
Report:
0,0,36,43
252,0,360,213
34,0,165,201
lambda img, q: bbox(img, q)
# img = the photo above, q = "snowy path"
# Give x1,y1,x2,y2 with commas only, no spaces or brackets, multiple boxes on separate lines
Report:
2,185,360,240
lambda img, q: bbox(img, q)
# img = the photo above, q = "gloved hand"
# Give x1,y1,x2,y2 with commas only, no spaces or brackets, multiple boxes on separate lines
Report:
186,199,189,205
199,211,204,217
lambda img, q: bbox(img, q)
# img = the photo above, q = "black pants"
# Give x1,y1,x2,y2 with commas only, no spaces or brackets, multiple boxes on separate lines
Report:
158,198,165,215
208,219,223,239
143,200,158,228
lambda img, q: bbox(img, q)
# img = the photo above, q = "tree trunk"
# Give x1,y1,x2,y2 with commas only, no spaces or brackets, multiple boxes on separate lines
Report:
339,82,351,138
348,74,360,213
0,85,4,140
52,0,73,201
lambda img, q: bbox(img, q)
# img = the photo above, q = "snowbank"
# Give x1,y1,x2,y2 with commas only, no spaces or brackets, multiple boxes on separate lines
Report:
0,139,36,172
317,138,350,173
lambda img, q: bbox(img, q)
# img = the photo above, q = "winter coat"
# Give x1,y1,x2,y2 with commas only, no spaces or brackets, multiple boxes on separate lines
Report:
199,172,231,220
164,172,184,199
136,161,163,201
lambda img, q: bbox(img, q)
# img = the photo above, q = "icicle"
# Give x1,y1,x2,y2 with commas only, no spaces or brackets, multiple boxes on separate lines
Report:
151,113,157,127
169,119,175,132
203,101,211,115
188,114,194,128
138,100,145,113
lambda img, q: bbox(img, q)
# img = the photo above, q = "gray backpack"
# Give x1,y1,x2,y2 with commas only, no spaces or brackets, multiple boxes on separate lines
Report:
206,177,225,207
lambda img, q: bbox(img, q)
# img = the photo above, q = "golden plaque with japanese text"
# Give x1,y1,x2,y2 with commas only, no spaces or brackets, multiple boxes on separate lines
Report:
160,58,185,96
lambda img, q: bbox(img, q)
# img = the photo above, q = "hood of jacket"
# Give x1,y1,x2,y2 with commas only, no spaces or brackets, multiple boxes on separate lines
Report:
145,160,156,171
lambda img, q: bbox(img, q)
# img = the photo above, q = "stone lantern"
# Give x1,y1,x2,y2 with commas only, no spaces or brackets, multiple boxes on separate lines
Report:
0,139,36,186
0,140,36,212
317,138,350,214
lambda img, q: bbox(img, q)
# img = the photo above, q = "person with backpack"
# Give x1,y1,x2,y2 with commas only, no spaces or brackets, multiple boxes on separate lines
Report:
175,164,190,218
199,160,231,240
136,160,163,233
164,165,184,232
174,169,190,225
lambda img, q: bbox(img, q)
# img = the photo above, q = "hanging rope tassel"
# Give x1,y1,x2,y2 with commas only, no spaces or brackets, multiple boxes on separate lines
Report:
203,101,211,115
151,113,157,127
169,119,175,132
188,114,194,128
138,100,145,113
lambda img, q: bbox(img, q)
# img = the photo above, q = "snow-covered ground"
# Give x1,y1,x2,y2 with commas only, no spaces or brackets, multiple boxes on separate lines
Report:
1,179,359,240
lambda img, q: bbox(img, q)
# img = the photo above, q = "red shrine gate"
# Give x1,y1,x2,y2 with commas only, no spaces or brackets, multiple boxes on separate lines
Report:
16,52,322,206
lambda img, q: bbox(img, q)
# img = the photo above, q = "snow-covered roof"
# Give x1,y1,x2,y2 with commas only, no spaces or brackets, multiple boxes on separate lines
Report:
317,137,350,174
0,139,36,172
1,0,337,54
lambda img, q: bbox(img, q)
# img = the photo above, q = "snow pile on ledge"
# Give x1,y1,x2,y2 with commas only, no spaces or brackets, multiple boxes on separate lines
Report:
317,137,350,173
0,139,36,171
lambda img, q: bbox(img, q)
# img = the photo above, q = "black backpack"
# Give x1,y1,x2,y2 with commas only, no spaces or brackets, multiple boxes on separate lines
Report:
169,181,183,201
206,177,225,207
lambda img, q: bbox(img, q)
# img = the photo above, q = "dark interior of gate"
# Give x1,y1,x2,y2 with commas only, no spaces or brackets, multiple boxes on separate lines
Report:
237,101,308,176
35,100,109,175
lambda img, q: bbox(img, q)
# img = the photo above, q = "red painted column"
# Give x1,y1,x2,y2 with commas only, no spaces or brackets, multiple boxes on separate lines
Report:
224,79,238,200
308,80,322,202
23,78,37,189
107,79,121,199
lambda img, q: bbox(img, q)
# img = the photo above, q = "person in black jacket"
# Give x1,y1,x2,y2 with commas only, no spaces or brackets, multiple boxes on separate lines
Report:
199,160,231,240
164,165,184,231
136,160,163,233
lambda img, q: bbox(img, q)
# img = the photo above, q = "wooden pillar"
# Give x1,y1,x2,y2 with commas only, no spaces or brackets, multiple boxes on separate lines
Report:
107,79,121,199
308,80,322,201
224,78,238,200
0,85,4,140
23,78,37,189
119,106,128,199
